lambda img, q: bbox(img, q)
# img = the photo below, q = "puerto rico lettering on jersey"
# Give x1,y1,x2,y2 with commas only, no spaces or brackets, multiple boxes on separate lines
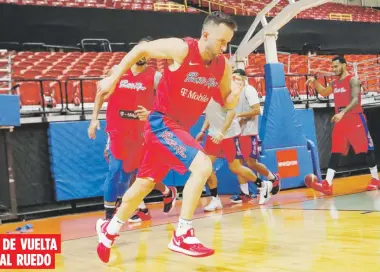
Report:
153,37,225,129
333,87,347,94
106,67,156,135
332,74,363,115
118,80,147,91
184,72,219,88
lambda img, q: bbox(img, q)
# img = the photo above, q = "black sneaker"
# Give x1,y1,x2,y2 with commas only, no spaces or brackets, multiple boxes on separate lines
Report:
271,173,281,195
163,186,177,214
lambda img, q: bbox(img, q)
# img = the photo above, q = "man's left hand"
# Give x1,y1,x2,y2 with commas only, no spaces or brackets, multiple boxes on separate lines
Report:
211,133,224,144
135,105,150,121
331,111,345,123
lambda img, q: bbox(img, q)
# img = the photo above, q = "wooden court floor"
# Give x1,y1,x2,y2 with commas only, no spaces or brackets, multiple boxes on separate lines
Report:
1,173,380,272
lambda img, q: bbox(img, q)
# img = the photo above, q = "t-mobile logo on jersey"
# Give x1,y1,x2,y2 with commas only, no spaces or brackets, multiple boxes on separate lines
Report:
180,88,210,103
119,80,147,91
160,131,187,159
334,87,347,94
184,72,218,88
276,149,299,178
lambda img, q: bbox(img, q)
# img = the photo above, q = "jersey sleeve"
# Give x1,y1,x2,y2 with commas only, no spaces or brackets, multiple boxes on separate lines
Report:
244,85,260,107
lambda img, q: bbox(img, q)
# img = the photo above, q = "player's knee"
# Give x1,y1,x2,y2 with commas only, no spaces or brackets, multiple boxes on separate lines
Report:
137,178,156,192
228,159,245,174
190,152,212,178
228,163,240,174
247,157,258,166
121,178,154,202
108,157,123,176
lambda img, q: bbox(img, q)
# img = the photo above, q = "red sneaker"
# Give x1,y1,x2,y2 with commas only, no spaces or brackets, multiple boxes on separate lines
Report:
367,178,380,191
305,179,333,195
168,228,214,258
271,173,281,195
163,186,177,214
96,219,119,263
128,208,151,223
230,193,254,204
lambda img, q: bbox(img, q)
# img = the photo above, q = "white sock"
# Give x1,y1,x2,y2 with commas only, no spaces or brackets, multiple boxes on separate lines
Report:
138,201,146,209
176,218,192,236
267,172,275,180
370,166,379,180
106,216,124,235
326,168,336,186
240,183,249,195
162,186,170,196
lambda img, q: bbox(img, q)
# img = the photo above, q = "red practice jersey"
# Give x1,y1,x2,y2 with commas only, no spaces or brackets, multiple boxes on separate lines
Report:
153,38,225,129
106,67,156,137
332,74,363,115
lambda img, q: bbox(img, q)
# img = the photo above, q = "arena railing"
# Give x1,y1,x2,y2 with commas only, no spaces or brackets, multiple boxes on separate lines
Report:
4,73,379,121
64,76,103,120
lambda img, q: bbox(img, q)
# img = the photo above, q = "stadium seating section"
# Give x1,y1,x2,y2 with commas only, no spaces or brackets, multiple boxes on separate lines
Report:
1,50,379,110
0,0,380,23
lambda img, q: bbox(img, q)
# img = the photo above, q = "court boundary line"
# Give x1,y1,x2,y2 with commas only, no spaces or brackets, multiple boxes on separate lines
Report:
61,189,377,243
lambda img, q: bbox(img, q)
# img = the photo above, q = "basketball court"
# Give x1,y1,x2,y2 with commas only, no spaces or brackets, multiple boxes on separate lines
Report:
0,173,379,271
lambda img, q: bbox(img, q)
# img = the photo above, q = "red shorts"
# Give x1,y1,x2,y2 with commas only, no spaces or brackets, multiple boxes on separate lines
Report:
238,135,259,160
204,135,242,162
106,132,145,172
332,113,374,155
137,112,204,182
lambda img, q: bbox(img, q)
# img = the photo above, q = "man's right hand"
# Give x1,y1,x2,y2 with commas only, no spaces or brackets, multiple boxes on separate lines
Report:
195,131,205,142
88,120,100,139
231,77,245,96
97,77,117,100
306,77,316,87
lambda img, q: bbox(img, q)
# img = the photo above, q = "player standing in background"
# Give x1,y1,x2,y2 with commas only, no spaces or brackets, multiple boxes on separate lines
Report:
196,94,275,211
232,69,280,204
305,56,379,195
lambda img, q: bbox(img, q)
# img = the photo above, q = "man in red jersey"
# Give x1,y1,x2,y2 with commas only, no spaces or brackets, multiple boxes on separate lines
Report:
305,56,379,195
94,12,282,262
88,37,177,222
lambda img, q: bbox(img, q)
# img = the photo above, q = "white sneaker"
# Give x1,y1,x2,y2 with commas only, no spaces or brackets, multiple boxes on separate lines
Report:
258,181,273,205
96,218,107,242
204,196,223,212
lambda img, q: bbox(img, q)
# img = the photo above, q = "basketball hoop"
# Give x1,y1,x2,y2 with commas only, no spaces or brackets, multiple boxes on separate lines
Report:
231,0,333,64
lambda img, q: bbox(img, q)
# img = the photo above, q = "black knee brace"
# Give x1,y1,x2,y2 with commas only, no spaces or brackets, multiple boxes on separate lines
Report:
366,150,377,168
328,153,341,170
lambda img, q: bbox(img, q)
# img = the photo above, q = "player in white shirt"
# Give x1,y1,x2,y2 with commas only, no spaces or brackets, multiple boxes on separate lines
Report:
232,69,281,205
196,93,274,211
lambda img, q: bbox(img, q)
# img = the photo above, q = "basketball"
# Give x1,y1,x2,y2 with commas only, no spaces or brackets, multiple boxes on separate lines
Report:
304,173,318,187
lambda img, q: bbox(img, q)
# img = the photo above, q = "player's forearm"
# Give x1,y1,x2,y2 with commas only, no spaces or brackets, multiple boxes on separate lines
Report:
224,92,240,110
342,97,359,114
110,47,146,84
314,81,329,96
91,92,105,122
237,108,260,118
220,110,235,135
201,119,210,132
